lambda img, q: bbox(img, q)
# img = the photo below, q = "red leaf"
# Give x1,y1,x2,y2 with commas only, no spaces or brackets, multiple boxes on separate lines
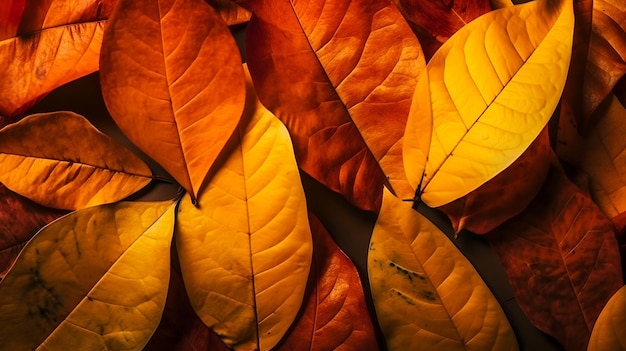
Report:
276,213,379,351
487,167,623,351
0,184,66,279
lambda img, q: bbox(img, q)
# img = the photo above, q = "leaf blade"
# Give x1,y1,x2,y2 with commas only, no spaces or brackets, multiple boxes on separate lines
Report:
587,286,626,351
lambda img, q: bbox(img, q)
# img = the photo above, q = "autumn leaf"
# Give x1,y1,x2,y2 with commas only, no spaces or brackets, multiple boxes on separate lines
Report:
0,200,176,350
0,184,66,279
100,0,246,201
404,0,574,207
392,0,493,60
438,127,551,234
246,0,426,212
207,0,251,26
368,189,518,351
587,285,626,351
175,68,312,351
487,167,623,351
610,211,626,281
276,213,379,351
0,111,153,210
615,76,626,107
0,0,115,120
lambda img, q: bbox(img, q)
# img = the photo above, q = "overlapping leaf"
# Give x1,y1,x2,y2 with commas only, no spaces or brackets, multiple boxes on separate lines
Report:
488,167,623,351
0,200,176,350
404,0,575,207
0,112,153,210
175,69,312,351
0,0,115,120
207,0,250,26
100,0,246,201
368,189,518,351
277,213,379,351
587,285,626,351
246,0,426,211
0,184,66,279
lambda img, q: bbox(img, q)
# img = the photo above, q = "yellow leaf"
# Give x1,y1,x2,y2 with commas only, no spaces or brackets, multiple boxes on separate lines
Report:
0,112,153,210
0,200,176,350
175,66,312,351
100,0,246,201
368,189,518,351
588,285,626,351
404,0,574,207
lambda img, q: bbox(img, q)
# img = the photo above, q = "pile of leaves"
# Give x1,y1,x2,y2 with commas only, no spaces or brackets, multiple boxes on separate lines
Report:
0,0,625,350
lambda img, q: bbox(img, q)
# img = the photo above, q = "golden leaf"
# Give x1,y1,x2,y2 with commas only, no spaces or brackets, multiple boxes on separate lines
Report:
588,286,626,351
368,189,518,351
0,111,152,210
404,0,574,207
100,0,246,201
175,66,312,351
0,200,176,350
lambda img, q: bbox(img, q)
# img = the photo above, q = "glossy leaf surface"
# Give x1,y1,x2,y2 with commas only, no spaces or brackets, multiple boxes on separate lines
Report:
0,200,176,350
405,0,574,207
246,0,426,211
368,189,518,351
488,167,623,351
277,213,379,351
0,112,152,210
0,0,114,120
100,0,246,200
175,71,312,351
587,286,626,351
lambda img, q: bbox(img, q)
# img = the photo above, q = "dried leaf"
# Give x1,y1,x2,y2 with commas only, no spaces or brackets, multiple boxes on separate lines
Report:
488,167,623,351
587,285,626,351
276,213,379,351
0,0,115,120
439,127,551,234
0,111,153,210
207,0,250,26
0,200,176,350
0,184,66,279
246,0,426,211
368,189,518,351
404,0,574,207
175,68,312,351
100,0,246,201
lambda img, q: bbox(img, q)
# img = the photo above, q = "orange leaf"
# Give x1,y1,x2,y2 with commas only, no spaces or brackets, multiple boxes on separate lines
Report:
246,0,426,212
276,213,379,351
487,166,623,351
100,0,246,200
206,0,251,26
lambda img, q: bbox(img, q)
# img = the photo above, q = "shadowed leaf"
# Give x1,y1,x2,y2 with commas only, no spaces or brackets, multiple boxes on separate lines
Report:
207,0,250,25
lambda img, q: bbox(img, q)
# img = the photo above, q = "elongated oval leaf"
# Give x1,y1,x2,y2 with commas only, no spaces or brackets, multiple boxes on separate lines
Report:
404,0,574,207
0,200,176,350
175,69,312,351
0,0,114,120
587,285,626,351
100,0,246,201
0,111,152,210
487,167,623,351
246,0,426,211
368,189,518,351
277,213,379,351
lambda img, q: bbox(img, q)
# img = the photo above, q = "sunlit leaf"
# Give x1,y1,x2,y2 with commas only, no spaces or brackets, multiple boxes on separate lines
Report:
439,127,551,234
100,0,246,201
368,189,518,351
277,213,379,351
0,184,66,279
0,0,115,120
405,0,574,207
0,200,176,350
175,68,312,351
246,0,426,211
207,0,251,26
488,167,623,351
588,286,626,351
0,111,153,210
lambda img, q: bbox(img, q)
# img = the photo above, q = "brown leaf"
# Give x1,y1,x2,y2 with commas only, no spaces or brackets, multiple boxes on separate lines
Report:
246,0,426,212
206,0,250,26
487,166,623,351
100,0,246,201
439,127,551,234
610,211,626,282
276,213,379,351
0,184,66,279
615,75,626,108
392,0,493,60
0,0,116,120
